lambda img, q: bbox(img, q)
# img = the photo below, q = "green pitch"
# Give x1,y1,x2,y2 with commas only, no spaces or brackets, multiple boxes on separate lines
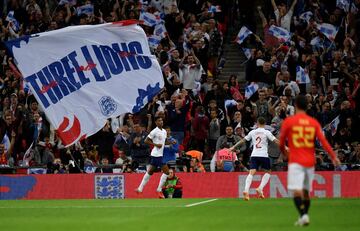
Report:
0,198,359,231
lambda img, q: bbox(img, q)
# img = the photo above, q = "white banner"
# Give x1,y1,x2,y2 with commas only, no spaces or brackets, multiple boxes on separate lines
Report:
6,21,163,146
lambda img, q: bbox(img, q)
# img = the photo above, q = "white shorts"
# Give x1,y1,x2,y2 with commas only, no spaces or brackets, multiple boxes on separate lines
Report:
287,163,315,192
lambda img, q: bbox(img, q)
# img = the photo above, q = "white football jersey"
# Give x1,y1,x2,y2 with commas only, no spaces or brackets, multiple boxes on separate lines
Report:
147,127,167,157
244,127,276,157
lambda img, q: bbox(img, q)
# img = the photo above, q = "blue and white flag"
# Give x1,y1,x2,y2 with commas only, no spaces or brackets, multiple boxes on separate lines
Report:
1,133,10,151
329,116,340,136
337,0,358,13
77,4,94,16
242,47,252,59
154,22,167,38
208,5,221,13
268,25,291,42
324,116,340,136
6,11,20,32
139,11,160,27
6,21,163,147
22,142,34,166
299,11,313,23
236,26,253,45
317,23,338,41
296,66,311,84
28,168,47,174
59,0,77,6
224,99,238,111
148,35,161,49
245,82,259,99
310,36,323,48
84,166,97,173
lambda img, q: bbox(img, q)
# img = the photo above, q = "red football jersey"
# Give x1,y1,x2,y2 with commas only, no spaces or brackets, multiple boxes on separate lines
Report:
279,112,336,167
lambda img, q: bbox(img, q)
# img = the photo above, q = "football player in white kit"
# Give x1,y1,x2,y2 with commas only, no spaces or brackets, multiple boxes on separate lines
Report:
136,117,170,198
230,117,281,200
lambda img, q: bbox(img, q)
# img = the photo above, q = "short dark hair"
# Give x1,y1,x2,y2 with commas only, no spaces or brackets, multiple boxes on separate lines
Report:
154,116,162,121
295,95,308,111
257,117,266,125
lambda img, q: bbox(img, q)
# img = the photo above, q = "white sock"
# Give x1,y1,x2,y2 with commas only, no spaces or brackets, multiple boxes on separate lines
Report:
157,173,169,192
138,172,151,192
258,173,271,191
244,174,253,193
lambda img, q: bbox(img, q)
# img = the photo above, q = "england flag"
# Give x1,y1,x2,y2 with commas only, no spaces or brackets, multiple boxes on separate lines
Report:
139,11,160,27
268,25,291,42
236,26,253,45
245,82,259,99
76,4,94,16
148,35,161,49
59,0,77,5
296,66,311,84
6,11,20,32
317,23,338,41
242,48,252,59
6,21,163,147
154,22,167,38
324,116,340,136
337,0,358,13
299,11,313,23
208,5,221,13
310,36,323,47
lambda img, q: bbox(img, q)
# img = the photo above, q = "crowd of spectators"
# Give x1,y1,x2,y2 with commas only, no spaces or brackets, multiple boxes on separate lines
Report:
0,0,359,174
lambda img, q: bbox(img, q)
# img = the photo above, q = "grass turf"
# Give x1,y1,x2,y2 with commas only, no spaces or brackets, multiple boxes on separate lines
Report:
0,198,359,231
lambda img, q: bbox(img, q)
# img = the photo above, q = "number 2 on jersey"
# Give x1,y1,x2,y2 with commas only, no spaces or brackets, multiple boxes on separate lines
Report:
292,126,315,148
255,136,262,148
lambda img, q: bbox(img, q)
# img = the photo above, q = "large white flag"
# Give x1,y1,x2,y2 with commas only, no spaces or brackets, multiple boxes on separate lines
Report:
6,21,163,147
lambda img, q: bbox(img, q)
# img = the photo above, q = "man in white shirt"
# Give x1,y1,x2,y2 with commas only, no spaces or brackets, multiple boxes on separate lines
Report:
230,117,282,200
135,117,171,199
271,0,298,31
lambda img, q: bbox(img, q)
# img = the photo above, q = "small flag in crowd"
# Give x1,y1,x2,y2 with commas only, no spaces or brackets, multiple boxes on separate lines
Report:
22,142,34,166
59,0,77,6
1,133,10,151
299,11,313,23
317,23,338,41
268,25,291,42
242,48,252,59
28,168,47,174
329,116,340,136
236,26,253,45
139,11,160,27
84,166,97,173
324,116,340,136
208,5,221,13
77,4,94,16
154,22,167,38
224,99,238,112
310,36,323,47
296,66,311,84
148,35,161,49
337,0,358,13
6,11,20,32
245,82,259,99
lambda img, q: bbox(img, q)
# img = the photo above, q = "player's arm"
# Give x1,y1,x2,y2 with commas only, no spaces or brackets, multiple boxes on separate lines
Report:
145,136,162,148
315,123,341,166
289,0,298,13
279,120,289,156
230,138,246,151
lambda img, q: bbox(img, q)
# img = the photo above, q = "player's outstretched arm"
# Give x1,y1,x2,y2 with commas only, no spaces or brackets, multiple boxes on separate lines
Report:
230,139,245,151
315,123,340,167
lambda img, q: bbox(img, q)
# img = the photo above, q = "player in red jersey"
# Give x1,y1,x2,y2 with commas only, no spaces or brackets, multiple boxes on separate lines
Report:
279,95,340,226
